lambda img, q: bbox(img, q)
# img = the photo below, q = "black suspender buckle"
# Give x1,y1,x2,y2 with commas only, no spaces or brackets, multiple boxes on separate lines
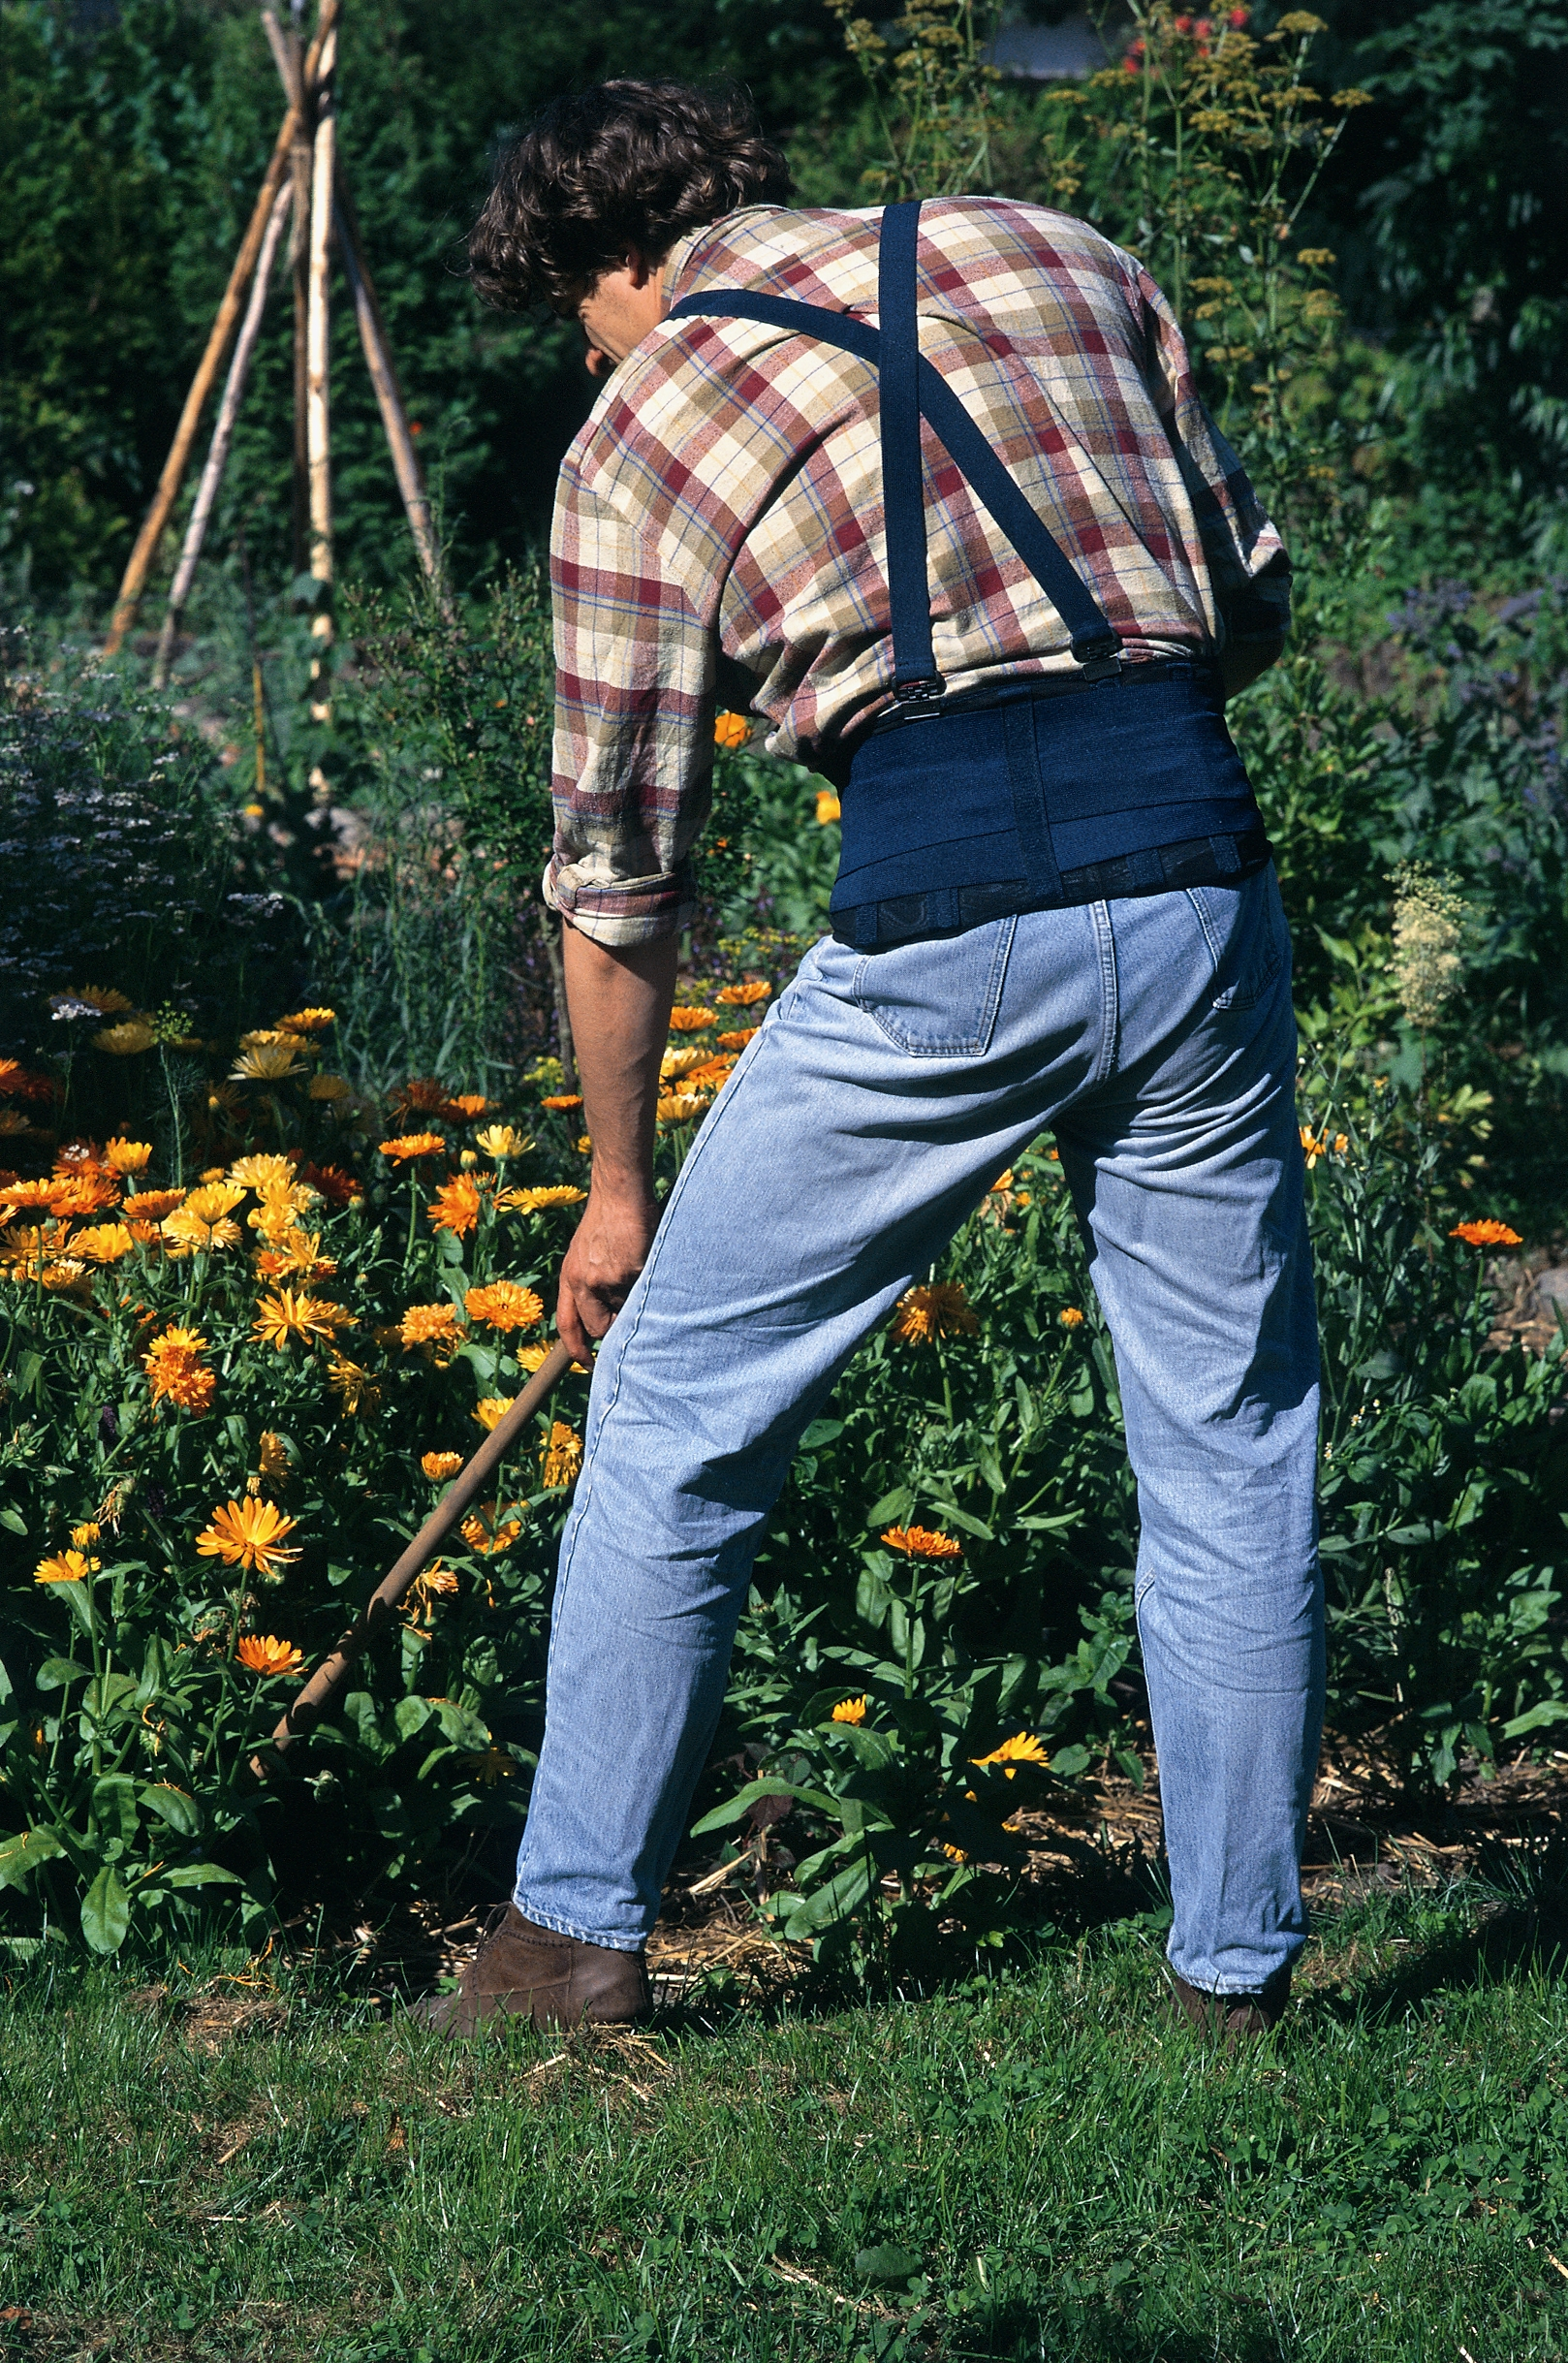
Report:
888,674,947,720
1073,635,1122,685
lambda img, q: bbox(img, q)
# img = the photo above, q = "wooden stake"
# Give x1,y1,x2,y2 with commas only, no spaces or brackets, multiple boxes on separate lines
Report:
305,17,337,711
264,10,314,583
103,0,339,655
333,170,443,586
151,180,293,689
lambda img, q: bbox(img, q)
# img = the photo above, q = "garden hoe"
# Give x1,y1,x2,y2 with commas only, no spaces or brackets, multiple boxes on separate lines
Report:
247,1338,574,1781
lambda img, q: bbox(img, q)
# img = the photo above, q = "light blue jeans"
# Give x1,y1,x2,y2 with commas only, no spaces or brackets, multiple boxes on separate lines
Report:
516,866,1323,1997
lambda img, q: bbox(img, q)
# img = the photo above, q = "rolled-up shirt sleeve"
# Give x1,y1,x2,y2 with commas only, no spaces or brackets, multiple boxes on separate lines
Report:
544,463,717,947
1139,267,1293,650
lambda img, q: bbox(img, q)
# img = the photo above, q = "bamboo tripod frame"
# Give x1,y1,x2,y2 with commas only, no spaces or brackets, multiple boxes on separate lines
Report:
104,0,440,674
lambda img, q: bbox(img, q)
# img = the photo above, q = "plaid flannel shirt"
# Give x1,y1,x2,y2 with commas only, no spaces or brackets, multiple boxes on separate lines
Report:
546,197,1291,945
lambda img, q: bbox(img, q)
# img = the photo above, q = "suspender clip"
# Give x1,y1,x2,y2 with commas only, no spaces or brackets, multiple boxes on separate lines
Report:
1073,637,1123,685
889,674,947,718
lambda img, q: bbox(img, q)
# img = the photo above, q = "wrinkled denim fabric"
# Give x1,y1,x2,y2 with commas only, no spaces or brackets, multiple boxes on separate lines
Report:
515,865,1323,1997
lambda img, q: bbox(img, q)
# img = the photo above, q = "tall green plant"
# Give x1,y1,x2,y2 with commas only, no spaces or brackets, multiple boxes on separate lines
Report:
822,0,1003,200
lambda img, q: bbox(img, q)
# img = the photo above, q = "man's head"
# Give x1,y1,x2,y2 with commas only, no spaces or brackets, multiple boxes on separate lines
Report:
469,79,793,370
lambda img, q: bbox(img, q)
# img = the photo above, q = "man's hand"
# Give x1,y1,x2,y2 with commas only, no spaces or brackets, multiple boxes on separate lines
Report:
551,924,678,1364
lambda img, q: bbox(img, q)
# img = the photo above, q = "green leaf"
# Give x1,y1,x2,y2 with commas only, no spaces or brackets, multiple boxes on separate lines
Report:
690,1778,839,1837
0,1506,26,1537
0,1827,64,1891
81,1865,130,1954
1502,1700,1568,1739
140,1783,201,1836
1050,1743,1091,1779
163,1864,243,1889
36,1656,90,1691
865,1486,913,1528
926,1499,993,1541
800,1419,843,1450
854,2245,922,2286
91,1776,141,1846
393,1694,435,1741
976,1445,1007,1496
1015,1510,1082,1534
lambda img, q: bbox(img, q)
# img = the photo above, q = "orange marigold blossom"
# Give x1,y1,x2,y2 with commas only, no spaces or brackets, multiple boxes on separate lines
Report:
473,1397,517,1432
104,1138,152,1174
421,1450,464,1481
1058,1307,1085,1329
257,1433,291,1482
831,1695,867,1725
815,788,842,825
399,1303,465,1352
1450,1218,1523,1248
971,1731,1050,1778
881,1526,962,1560
71,1523,101,1548
253,1228,336,1281
0,1178,69,1213
428,1174,485,1238
328,1356,379,1416
713,710,752,748
667,1007,714,1032
716,1028,759,1052
235,1634,306,1677
460,1501,524,1555
379,1132,447,1162
144,1326,215,1413
539,1093,583,1111
74,1221,136,1265
890,1281,978,1345
279,1007,335,1032
716,980,771,1005
252,1290,356,1350
404,1563,460,1627
449,1093,490,1118
34,1547,98,1585
121,1187,183,1219
162,1205,242,1256
542,1422,584,1489
464,1280,544,1332
50,1171,121,1216
196,1497,301,1579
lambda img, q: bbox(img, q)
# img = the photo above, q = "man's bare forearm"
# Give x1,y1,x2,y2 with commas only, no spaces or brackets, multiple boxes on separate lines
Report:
553,922,678,1360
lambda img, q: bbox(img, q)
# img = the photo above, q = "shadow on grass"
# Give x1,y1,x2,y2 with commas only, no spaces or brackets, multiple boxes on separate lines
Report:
1314,1839,1568,2028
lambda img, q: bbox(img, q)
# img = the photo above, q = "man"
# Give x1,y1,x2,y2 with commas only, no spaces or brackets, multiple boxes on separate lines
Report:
428,78,1319,2041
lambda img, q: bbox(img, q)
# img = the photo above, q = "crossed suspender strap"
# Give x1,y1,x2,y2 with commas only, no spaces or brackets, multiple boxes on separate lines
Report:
666,198,1122,693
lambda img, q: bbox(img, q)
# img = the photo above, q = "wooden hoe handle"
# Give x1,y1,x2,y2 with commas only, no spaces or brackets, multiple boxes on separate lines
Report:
250,1338,576,1779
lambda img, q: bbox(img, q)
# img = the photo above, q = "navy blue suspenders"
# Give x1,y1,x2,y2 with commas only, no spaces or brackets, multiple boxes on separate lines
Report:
668,200,1269,949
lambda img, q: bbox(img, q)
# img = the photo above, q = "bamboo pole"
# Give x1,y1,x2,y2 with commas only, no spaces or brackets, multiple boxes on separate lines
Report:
264,9,315,582
151,180,294,689
305,18,337,712
251,1339,574,1777
333,174,443,586
103,0,339,656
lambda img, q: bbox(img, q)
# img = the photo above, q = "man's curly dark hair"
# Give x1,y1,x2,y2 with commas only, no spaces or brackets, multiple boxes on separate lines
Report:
468,79,794,312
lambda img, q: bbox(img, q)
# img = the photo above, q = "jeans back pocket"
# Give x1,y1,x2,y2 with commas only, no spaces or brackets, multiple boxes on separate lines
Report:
1187,870,1289,1013
852,916,1018,1056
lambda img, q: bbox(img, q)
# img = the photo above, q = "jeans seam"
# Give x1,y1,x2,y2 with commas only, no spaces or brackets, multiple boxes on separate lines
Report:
507,1895,645,1952
1088,899,1118,1083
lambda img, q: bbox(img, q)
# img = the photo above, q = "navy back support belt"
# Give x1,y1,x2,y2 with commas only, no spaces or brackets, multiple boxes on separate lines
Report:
669,199,1269,951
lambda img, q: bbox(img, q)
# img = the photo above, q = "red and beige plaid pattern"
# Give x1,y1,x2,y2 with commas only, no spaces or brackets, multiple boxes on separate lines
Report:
548,197,1291,945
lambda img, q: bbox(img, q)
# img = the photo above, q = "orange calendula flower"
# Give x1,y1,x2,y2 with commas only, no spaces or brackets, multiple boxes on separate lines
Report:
428,1174,485,1239
34,1547,98,1584
1450,1218,1523,1248
539,1093,583,1112
716,980,771,1006
882,1526,962,1560
253,1228,337,1282
716,1028,759,1052
50,1171,121,1216
831,1695,868,1725
279,1007,336,1032
473,1396,517,1432
460,1502,524,1556
421,1449,464,1481
1058,1307,1085,1329
713,710,752,749
448,1093,490,1118
228,1153,298,1189
890,1281,978,1345
667,1007,714,1033
164,1181,246,1255
815,788,841,825
328,1356,380,1416
475,1124,531,1160
657,1093,706,1126
257,1433,292,1483
404,1562,460,1627
235,1634,306,1677
501,1184,586,1213
252,1290,356,1350
96,1020,156,1055
196,1497,301,1580
121,1187,183,1220
298,1162,357,1208
379,1131,447,1163
0,1178,69,1213
144,1325,216,1413
971,1731,1050,1779
685,1056,738,1091
464,1280,544,1333
73,1221,137,1265
231,1040,306,1081
103,1138,153,1174
399,1303,465,1358
71,1523,101,1549
541,1422,584,1489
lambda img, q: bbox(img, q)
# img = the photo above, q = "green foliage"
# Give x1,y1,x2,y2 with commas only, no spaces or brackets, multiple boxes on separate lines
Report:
822,0,1003,201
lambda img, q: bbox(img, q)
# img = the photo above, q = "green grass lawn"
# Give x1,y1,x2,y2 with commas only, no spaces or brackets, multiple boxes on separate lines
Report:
4,1875,1568,2361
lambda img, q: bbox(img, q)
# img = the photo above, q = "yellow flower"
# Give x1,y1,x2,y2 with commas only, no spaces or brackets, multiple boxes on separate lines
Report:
228,1153,297,1189
713,710,752,749
308,1072,353,1103
230,1040,306,1081
815,788,841,824
252,1290,357,1350
39,1259,88,1293
667,1007,714,1033
881,1526,961,1560
258,1433,292,1483
517,1343,552,1372
716,980,771,1006
95,1020,156,1055
196,1497,301,1580
247,1182,321,1245
328,1355,380,1416
464,1280,544,1333
34,1547,97,1584
399,1303,465,1359
831,1695,868,1725
890,1281,978,1346
122,1187,183,1220
421,1449,464,1481
971,1731,1050,1779
541,1422,584,1489
404,1562,460,1628
473,1396,517,1433
460,1502,524,1555
162,1180,246,1256
1450,1218,1522,1247
235,1633,306,1677
717,1027,759,1052
378,1131,447,1163
74,1221,136,1265
103,1138,152,1174
144,1326,215,1413
464,1745,517,1785
253,1228,337,1281
661,1046,708,1082
62,985,131,1016
71,1522,102,1549
475,1125,530,1159
657,1093,706,1125
428,1175,485,1238
279,1007,336,1032
1058,1307,1085,1329
501,1184,586,1213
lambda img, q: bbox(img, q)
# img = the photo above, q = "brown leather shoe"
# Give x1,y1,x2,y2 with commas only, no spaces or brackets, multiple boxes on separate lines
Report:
416,1905,651,2037
1171,1965,1291,2046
